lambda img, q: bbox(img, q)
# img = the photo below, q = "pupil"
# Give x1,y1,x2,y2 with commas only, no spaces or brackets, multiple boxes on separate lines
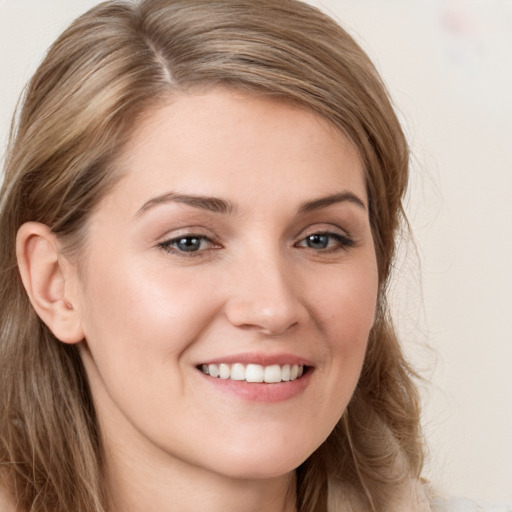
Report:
307,234,328,249
177,237,201,251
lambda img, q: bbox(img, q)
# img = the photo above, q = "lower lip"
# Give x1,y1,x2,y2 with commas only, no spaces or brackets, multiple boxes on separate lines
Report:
198,369,313,402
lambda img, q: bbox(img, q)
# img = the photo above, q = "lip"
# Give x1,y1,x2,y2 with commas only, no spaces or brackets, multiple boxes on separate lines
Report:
195,352,315,403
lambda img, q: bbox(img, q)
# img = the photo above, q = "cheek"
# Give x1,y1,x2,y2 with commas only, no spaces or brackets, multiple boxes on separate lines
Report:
317,258,378,348
78,255,220,368
76,256,223,440
308,255,378,409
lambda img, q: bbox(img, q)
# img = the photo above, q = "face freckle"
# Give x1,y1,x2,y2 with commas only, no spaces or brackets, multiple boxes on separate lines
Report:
75,88,379,482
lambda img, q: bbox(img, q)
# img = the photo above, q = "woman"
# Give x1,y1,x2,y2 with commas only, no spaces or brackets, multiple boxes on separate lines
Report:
0,0,430,511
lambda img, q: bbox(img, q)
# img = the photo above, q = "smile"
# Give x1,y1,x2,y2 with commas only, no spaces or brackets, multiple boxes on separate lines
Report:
200,363,305,383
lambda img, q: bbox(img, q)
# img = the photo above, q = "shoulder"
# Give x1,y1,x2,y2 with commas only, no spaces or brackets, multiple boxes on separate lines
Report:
391,480,512,512
431,496,512,512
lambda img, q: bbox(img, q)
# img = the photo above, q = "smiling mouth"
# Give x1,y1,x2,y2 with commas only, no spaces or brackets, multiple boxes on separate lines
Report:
198,363,307,383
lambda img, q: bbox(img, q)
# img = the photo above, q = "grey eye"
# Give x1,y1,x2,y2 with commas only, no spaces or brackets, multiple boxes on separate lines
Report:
174,237,204,252
305,234,329,249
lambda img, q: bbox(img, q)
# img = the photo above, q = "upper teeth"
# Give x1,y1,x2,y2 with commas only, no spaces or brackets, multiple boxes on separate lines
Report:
201,363,305,383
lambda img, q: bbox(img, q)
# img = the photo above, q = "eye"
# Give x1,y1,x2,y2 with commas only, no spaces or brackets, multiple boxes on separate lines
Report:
297,232,354,251
158,235,217,254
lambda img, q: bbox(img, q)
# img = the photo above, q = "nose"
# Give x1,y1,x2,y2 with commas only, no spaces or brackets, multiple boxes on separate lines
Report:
223,252,309,336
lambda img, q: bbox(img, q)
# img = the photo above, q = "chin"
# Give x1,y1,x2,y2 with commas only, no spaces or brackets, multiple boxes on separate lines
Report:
213,457,304,481
201,434,321,481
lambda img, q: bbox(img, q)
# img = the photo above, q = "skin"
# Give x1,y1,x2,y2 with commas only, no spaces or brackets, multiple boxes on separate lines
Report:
18,89,379,512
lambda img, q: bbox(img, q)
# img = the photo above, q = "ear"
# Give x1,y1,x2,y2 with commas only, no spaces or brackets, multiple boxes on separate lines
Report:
16,222,85,344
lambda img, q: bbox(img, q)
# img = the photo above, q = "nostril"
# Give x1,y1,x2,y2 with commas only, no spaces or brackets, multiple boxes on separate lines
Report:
224,300,307,336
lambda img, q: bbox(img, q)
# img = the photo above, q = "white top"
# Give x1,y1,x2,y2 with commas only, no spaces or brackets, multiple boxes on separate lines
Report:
432,497,512,512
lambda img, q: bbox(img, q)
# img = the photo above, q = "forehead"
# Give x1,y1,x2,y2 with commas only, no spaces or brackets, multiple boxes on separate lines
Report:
106,88,366,213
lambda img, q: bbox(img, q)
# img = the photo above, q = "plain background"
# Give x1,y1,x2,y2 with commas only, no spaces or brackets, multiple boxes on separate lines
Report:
1,0,511,504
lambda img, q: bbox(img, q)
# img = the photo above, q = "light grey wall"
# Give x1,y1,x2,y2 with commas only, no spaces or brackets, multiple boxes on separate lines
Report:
1,0,511,503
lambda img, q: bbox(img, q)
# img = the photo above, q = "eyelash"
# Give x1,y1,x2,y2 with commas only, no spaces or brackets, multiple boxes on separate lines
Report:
157,234,218,256
157,230,354,257
295,232,355,252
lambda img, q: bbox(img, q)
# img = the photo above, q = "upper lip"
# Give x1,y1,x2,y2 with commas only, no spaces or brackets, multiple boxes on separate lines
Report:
197,352,314,367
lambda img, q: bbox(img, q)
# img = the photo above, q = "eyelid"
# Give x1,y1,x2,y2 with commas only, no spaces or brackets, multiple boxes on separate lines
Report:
296,223,352,240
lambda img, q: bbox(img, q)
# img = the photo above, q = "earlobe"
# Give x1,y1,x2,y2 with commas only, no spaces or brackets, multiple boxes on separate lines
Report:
16,222,85,344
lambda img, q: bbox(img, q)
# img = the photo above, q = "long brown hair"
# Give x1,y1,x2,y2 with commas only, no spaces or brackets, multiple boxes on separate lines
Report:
0,1,423,510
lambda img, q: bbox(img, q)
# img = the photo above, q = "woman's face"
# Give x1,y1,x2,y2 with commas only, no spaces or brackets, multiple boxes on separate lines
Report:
73,89,379,481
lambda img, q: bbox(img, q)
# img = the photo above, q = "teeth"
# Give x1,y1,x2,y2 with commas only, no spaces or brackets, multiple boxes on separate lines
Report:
200,363,305,383
230,363,245,381
209,364,220,378
246,364,264,383
219,363,230,379
264,365,281,383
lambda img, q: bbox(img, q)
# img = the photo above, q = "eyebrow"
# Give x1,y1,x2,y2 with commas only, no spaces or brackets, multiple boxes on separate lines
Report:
298,191,367,213
136,190,366,217
136,192,237,216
